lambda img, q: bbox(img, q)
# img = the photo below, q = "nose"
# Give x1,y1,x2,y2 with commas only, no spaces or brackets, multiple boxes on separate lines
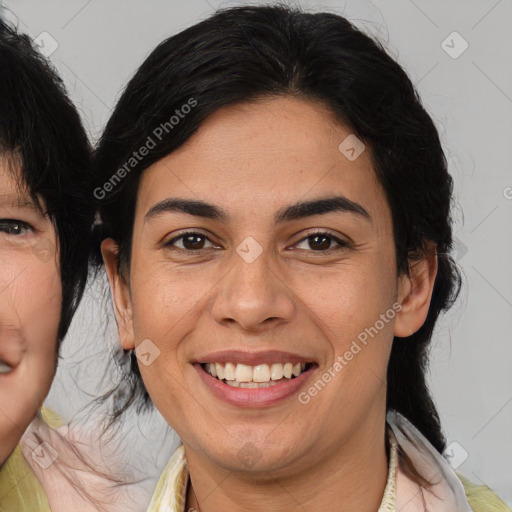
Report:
0,318,25,369
210,246,296,334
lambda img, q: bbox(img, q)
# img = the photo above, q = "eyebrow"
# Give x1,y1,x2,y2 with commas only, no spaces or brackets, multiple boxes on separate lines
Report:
0,195,39,211
145,196,371,224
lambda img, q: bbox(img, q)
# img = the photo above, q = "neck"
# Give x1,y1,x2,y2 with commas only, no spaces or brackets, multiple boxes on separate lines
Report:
184,412,389,512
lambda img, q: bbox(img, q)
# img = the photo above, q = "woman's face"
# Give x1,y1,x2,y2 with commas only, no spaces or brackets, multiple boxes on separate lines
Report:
0,157,61,465
104,96,435,476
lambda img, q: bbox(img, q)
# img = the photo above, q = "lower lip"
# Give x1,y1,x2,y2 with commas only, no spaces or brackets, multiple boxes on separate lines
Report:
194,363,316,407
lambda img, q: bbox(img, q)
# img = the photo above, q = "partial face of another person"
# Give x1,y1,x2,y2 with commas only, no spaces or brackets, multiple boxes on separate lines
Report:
104,96,435,477
0,157,61,465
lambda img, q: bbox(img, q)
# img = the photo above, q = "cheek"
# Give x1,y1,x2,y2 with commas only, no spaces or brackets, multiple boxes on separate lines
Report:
0,255,61,342
299,255,397,346
129,259,237,426
129,264,197,395
19,265,62,378
0,257,61,461
131,259,209,341
296,251,397,406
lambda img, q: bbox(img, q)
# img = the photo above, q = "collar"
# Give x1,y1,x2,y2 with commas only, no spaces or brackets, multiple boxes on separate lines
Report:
147,410,475,511
388,410,473,512
148,426,399,511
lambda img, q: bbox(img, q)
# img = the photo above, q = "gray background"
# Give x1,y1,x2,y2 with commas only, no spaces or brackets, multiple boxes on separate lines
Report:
2,0,511,506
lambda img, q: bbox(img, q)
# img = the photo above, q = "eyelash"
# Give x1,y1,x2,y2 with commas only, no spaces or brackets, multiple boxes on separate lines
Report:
0,219,33,236
164,230,350,255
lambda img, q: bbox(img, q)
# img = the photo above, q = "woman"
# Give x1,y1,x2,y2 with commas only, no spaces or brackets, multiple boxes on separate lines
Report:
92,5,510,511
0,16,153,512
0,16,104,511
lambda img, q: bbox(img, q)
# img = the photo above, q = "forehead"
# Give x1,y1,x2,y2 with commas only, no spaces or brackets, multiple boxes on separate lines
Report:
0,155,40,212
0,154,24,195
136,96,389,224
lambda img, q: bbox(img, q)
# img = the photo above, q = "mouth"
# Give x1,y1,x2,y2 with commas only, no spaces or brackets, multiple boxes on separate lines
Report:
200,361,315,388
194,357,318,407
0,358,13,375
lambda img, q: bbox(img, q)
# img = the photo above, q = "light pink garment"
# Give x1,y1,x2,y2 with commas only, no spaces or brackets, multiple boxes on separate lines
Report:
388,410,473,512
21,416,152,512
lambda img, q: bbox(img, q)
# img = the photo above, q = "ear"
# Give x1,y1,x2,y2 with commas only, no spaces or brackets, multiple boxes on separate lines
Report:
394,242,438,338
101,238,135,350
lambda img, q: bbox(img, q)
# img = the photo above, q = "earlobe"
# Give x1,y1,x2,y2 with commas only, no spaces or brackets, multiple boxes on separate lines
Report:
100,238,135,351
393,244,438,338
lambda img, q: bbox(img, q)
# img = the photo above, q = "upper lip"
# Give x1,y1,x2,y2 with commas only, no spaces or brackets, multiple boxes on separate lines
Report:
193,350,317,366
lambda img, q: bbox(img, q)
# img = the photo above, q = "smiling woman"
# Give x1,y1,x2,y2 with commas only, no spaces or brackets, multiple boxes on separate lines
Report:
91,4,509,512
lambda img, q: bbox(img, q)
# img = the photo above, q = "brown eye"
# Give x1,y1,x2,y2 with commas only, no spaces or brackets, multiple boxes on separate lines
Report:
308,234,331,251
165,231,218,252
295,231,349,253
182,233,206,250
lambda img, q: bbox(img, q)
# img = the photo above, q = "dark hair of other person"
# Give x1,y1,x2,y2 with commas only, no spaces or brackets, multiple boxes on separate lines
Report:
0,17,93,345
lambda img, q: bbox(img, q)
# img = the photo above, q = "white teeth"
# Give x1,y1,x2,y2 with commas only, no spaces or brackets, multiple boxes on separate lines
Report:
223,362,236,381
234,363,253,382
227,379,290,388
204,361,311,384
252,364,270,382
270,363,284,380
0,360,13,374
241,382,259,389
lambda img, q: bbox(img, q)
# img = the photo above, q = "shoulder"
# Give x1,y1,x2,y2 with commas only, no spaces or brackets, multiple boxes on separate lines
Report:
0,408,60,511
457,473,512,512
0,443,51,511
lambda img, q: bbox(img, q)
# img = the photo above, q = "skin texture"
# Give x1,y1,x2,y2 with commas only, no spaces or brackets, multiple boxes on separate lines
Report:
0,157,61,465
102,96,437,511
